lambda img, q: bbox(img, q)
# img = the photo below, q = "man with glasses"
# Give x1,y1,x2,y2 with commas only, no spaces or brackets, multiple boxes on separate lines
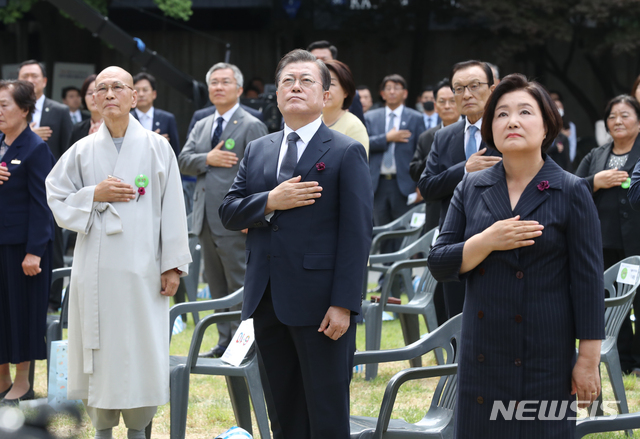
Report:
366,74,426,253
220,49,372,438
179,62,267,359
418,60,501,319
46,66,191,439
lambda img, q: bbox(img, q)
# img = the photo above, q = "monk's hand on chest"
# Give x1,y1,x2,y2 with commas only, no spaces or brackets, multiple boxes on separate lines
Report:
93,176,136,202
318,305,350,341
206,140,238,168
264,175,322,215
0,164,9,184
481,215,543,252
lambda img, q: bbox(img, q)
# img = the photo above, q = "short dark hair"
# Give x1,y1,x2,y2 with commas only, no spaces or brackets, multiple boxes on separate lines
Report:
449,60,494,89
275,49,331,92
603,94,640,133
19,59,47,78
62,86,81,100
631,75,640,99
549,90,563,103
0,80,36,123
356,85,370,92
422,85,434,94
481,73,562,153
306,40,338,60
325,60,355,110
380,74,407,91
133,72,157,91
434,78,451,100
80,74,97,110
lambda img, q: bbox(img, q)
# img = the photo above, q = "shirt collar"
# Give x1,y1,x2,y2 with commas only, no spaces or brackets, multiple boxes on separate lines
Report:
214,102,240,123
385,104,404,119
135,106,154,120
35,94,45,112
283,116,323,146
465,116,482,133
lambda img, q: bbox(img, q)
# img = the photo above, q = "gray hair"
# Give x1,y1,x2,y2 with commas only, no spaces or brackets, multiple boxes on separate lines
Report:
275,49,331,92
205,62,244,88
486,62,500,81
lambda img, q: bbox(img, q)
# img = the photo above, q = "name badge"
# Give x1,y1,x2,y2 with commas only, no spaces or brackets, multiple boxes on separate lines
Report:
11,159,21,165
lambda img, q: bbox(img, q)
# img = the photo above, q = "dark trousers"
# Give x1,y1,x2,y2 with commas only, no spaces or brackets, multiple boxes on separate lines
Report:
373,177,411,254
253,286,355,439
48,224,65,310
605,248,640,373
443,280,465,319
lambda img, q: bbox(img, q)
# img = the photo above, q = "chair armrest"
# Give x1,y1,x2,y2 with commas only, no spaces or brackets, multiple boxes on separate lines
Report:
52,267,72,284
169,288,244,339
371,228,421,254
605,288,636,309
576,412,640,437
372,364,458,439
184,311,242,369
376,258,429,305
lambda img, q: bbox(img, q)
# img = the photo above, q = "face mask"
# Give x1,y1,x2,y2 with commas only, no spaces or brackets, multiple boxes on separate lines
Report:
424,101,435,112
558,108,564,117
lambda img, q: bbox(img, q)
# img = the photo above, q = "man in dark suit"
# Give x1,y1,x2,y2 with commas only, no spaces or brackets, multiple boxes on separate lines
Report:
418,60,501,318
366,74,426,251
131,72,181,157
179,62,268,358
62,86,89,124
18,59,73,313
417,85,442,130
219,49,372,439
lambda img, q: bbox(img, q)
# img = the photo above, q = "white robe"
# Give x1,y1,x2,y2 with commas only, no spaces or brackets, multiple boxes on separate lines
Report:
46,115,191,409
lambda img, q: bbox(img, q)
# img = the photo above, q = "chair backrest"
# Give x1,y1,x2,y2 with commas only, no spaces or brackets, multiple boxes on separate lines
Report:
372,203,426,235
427,314,460,412
603,256,640,340
53,267,72,328
405,227,437,259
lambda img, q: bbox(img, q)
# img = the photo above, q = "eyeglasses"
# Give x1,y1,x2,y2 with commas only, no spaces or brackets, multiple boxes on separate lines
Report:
94,82,134,96
209,80,236,87
437,98,456,106
452,81,489,96
384,86,404,92
279,77,318,90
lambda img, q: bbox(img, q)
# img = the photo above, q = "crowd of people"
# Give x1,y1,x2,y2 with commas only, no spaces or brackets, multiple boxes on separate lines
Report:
2,38,640,438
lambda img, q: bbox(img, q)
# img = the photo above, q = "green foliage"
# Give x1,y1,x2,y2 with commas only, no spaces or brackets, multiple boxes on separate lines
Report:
154,0,193,21
0,0,39,24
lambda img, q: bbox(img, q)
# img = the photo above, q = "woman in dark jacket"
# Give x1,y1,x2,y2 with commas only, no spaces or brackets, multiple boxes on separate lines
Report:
428,74,604,438
0,80,55,403
576,94,640,374
69,74,102,145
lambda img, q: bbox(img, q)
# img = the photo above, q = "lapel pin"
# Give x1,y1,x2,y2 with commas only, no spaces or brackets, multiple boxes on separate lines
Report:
537,180,550,191
156,121,160,126
225,139,236,150
0,162,6,168
622,178,631,189
402,121,406,126
135,174,149,202
11,159,21,165
233,120,238,124
45,107,50,112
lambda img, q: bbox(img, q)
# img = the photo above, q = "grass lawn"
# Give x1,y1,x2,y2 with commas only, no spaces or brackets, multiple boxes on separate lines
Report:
23,293,640,438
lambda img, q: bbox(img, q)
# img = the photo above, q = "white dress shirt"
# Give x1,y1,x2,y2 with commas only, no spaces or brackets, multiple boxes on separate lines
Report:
135,107,155,131
423,112,439,130
69,110,82,124
380,104,404,175
210,102,240,140
32,94,45,128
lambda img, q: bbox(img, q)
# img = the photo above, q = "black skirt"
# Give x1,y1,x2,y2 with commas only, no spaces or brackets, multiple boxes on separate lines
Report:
0,242,51,364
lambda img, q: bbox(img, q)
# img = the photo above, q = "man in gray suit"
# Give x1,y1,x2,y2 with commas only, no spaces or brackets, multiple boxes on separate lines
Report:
179,62,267,358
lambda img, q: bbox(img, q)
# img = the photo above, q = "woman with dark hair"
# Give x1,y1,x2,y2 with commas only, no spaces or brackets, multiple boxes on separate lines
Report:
632,74,640,102
428,73,604,437
69,74,102,145
0,80,55,403
322,60,369,155
577,94,640,374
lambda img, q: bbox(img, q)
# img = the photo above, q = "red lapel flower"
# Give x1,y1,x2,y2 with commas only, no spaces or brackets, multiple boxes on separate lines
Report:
316,162,326,171
138,187,146,195
0,162,6,168
537,180,550,191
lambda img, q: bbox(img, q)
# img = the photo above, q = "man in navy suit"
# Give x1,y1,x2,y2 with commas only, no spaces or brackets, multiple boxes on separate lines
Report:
219,49,372,439
418,60,501,318
366,74,426,251
131,72,181,157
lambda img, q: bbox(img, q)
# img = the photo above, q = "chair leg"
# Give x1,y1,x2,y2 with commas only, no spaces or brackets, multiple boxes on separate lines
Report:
170,366,189,439
602,348,633,436
245,361,272,439
145,420,152,439
226,376,253,435
397,313,421,368
364,303,383,381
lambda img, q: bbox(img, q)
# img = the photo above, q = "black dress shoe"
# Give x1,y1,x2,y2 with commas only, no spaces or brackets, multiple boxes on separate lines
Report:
198,345,227,358
0,385,12,399
2,388,34,405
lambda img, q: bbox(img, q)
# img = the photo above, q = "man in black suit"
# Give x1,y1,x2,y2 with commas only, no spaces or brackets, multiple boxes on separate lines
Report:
418,60,501,318
131,72,181,157
307,40,365,124
62,86,89,124
220,49,372,439
18,59,73,313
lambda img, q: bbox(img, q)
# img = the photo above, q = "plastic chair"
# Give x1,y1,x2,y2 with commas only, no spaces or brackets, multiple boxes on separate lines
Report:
168,290,271,439
350,314,461,439
61,229,75,266
363,229,440,380
370,203,426,255
587,256,640,436
179,234,202,325
45,267,72,384
576,412,640,438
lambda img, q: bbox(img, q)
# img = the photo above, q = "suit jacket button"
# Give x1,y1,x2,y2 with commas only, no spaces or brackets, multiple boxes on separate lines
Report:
477,396,484,404
477,354,485,362
272,225,279,231
623,212,629,219
515,314,522,323
621,198,627,205
516,271,524,279
478,267,485,276
478,311,484,319
515,358,522,367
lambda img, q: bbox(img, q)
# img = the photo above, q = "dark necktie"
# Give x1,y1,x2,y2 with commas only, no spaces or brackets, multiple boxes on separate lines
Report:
278,132,300,184
211,116,224,148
